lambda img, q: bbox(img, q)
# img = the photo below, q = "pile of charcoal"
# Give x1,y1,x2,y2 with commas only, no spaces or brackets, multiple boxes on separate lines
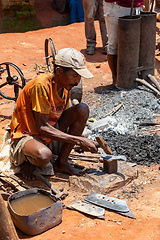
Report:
101,130,160,166
83,85,160,166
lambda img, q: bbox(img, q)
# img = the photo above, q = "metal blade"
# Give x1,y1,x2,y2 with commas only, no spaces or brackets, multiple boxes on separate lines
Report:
84,193,130,213
67,200,105,219
99,152,127,161
116,208,136,219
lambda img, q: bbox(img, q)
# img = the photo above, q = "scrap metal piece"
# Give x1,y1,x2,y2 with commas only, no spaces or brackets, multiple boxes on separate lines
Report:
99,153,127,162
116,208,136,219
84,193,136,219
84,193,129,213
67,200,105,219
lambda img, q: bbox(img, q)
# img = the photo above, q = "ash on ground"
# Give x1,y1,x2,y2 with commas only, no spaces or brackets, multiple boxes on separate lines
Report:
82,85,160,166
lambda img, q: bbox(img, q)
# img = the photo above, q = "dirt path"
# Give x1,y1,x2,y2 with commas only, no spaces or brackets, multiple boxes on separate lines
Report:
0,21,160,240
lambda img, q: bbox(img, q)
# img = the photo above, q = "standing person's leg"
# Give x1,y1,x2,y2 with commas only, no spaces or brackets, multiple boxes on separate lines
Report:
76,0,84,22
68,0,77,24
54,103,89,175
97,0,108,54
103,2,119,86
103,2,132,86
82,0,97,55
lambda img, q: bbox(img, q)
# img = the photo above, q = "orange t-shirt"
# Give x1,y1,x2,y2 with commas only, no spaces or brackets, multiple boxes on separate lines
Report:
10,73,70,143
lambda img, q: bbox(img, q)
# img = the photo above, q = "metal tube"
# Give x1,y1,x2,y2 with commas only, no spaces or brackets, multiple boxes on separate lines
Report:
117,15,141,89
139,12,157,79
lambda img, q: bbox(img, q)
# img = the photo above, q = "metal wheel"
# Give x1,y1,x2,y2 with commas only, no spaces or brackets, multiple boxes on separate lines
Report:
45,38,56,72
0,62,26,101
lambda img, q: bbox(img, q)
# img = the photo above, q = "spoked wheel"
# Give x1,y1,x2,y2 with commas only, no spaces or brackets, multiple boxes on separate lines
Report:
0,62,26,101
45,38,56,72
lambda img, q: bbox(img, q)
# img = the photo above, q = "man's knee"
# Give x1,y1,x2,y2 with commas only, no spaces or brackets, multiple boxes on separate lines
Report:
76,103,89,118
35,147,52,166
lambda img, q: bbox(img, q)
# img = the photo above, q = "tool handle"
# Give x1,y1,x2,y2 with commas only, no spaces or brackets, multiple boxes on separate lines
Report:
96,136,113,155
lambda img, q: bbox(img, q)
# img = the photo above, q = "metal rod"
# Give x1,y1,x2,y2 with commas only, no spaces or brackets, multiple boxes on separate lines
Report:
150,0,154,12
130,0,134,18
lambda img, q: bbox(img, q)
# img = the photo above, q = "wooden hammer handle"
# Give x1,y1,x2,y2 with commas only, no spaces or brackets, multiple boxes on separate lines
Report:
96,136,113,155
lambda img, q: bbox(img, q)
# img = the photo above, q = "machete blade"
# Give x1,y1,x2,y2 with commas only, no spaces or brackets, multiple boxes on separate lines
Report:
84,193,136,218
67,200,105,219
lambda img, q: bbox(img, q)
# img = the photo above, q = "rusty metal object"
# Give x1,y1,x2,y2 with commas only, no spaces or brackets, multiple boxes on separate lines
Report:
103,158,117,174
96,136,118,173
117,15,141,89
139,12,157,80
33,171,68,200
0,194,19,239
135,78,160,98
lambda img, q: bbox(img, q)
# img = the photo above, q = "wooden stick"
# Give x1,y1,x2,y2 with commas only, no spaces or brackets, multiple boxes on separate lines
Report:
0,175,25,191
71,157,99,163
103,102,124,117
70,153,100,159
150,128,160,132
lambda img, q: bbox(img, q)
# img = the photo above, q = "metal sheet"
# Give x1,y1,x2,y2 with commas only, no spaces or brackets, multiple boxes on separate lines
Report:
67,200,105,219
84,193,129,213
99,153,127,161
117,208,136,219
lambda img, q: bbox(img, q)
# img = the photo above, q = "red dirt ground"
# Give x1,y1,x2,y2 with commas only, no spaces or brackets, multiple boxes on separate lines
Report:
0,3,160,239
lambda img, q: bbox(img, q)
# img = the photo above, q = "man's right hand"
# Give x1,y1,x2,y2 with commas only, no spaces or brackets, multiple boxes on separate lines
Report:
78,137,98,153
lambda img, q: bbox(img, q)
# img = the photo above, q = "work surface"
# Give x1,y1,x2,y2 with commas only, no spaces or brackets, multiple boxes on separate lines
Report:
0,21,160,240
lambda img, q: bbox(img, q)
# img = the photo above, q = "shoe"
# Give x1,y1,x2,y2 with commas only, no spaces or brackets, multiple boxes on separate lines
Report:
86,46,95,55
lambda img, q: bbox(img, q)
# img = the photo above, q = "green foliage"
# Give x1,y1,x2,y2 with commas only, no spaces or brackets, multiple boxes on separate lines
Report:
2,16,43,33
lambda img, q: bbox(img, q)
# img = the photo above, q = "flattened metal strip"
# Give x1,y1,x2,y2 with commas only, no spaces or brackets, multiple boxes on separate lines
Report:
84,193,129,213
67,200,105,219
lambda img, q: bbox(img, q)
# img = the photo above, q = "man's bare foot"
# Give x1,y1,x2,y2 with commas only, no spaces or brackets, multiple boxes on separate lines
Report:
54,160,82,176
20,161,36,180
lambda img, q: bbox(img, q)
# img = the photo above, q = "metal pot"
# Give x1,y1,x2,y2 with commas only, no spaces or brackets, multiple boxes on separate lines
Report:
8,188,62,236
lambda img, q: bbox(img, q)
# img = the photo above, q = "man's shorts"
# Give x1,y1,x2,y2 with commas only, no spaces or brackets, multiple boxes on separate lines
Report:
103,2,142,55
10,123,64,166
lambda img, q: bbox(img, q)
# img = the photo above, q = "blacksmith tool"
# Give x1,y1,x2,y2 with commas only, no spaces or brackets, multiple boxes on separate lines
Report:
84,193,136,219
33,171,68,200
74,136,127,174
96,136,126,174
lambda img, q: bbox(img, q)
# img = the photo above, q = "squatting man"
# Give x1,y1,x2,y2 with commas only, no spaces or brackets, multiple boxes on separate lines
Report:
10,48,98,179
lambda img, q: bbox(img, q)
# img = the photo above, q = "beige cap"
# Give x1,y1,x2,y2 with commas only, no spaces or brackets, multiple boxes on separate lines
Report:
55,48,93,78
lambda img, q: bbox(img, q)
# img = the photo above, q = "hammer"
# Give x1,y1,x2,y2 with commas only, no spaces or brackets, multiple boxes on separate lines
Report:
95,136,113,154
74,136,113,154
